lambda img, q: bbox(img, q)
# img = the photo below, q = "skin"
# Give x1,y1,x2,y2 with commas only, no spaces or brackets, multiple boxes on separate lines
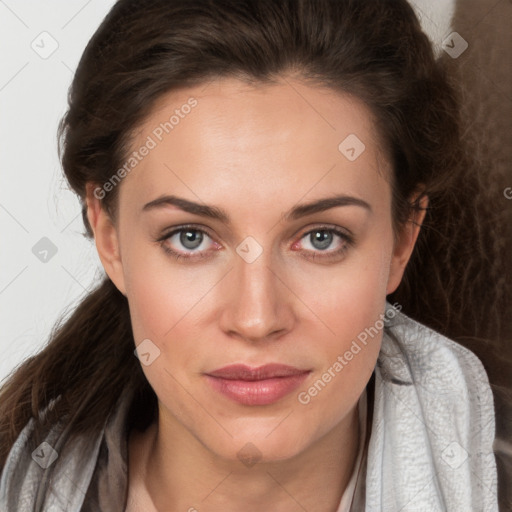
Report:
85,75,427,512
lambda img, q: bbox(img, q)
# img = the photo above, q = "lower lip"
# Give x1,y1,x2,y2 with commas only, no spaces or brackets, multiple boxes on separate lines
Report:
205,373,310,406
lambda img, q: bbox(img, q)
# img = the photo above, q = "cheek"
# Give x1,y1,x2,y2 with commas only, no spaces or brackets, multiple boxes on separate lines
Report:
295,233,392,344
294,265,386,429
292,232,391,401
311,267,385,382
122,238,209,340
122,242,231,392
124,255,209,397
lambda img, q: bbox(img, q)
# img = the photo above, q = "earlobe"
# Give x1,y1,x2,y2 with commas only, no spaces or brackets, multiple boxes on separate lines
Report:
85,183,127,296
386,193,429,295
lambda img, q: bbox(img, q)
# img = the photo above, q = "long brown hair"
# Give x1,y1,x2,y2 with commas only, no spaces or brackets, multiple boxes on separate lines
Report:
1,0,510,506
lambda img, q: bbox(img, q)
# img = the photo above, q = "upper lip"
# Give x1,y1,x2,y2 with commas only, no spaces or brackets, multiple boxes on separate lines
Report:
206,364,311,381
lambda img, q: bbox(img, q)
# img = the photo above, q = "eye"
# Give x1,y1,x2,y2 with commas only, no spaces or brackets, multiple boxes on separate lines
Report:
157,225,219,260
292,226,353,261
157,224,354,262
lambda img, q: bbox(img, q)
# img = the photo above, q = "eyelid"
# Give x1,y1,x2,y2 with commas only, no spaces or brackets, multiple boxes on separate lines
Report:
157,224,216,242
295,223,354,242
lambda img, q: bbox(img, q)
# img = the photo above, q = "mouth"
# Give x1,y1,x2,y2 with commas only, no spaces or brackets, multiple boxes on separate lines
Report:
204,364,311,406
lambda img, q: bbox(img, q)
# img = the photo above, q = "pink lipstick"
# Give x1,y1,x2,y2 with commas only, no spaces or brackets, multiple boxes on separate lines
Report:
204,363,311,406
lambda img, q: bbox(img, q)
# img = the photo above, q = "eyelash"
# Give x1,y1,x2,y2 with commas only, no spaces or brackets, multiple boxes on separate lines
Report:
156,224,354,262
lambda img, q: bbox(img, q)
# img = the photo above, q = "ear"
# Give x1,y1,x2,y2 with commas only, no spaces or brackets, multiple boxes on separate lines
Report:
386,190,429,295
85,183,127,296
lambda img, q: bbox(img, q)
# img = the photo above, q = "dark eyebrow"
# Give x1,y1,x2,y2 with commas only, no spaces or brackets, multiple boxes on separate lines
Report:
142,194,372,223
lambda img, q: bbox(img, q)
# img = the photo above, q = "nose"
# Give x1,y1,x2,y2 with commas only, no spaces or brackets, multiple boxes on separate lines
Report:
218,245,296,343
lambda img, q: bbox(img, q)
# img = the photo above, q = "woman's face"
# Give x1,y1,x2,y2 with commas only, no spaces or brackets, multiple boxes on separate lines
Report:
88,76,420,463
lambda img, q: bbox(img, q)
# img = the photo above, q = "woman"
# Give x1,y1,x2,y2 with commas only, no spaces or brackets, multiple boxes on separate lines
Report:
0,0,507,510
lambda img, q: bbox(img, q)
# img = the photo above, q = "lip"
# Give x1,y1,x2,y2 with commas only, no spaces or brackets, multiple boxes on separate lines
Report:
204,364,311,406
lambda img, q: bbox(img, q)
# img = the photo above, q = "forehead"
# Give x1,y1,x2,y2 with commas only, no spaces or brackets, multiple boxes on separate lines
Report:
120,76,390,212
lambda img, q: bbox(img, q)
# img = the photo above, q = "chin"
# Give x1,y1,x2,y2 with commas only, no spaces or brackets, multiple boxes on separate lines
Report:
203,420,318,467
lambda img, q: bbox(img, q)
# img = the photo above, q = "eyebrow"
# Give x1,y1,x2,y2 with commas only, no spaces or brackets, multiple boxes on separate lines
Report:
142,193,372,223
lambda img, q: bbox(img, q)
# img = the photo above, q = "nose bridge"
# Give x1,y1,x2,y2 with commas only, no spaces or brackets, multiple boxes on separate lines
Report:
219,236,293,341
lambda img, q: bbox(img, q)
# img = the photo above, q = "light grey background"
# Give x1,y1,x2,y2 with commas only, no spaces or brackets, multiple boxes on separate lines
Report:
0,0,456,383
0,0,117,382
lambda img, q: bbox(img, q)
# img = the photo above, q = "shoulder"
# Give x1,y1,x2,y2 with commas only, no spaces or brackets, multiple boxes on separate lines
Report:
381,301,493,399
379,301,496,443
0,392,127,512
